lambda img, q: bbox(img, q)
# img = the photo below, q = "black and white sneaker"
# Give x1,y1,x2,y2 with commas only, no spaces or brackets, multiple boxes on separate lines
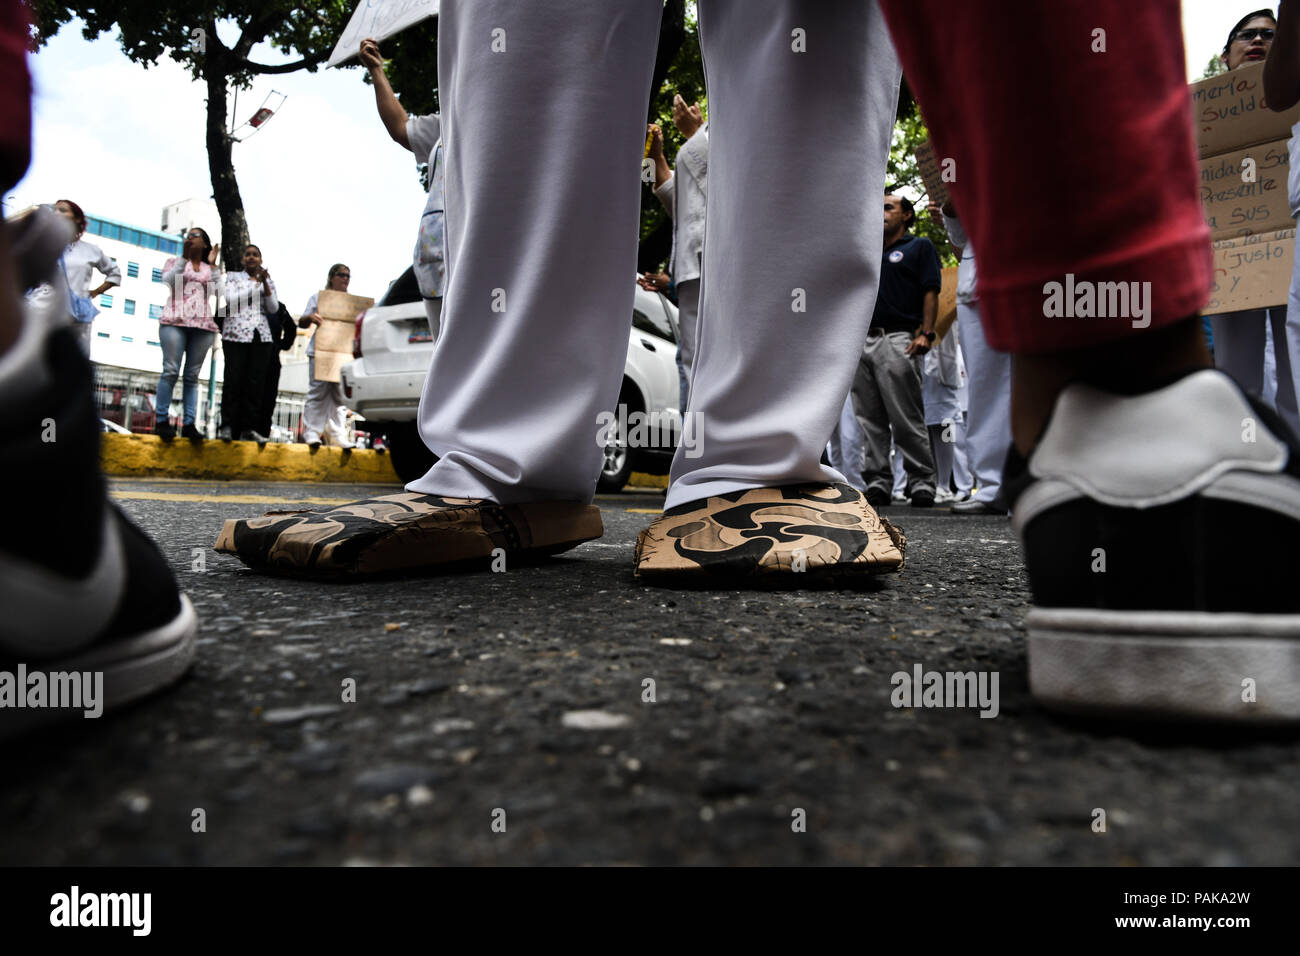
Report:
1008,369,1300,723
0,212,196,736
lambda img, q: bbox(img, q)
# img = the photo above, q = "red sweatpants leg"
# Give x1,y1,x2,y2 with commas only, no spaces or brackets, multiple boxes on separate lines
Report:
0,0,31,191
880,0,1211,353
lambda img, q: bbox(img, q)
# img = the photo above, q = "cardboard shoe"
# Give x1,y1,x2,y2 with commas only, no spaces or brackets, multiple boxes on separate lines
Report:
634,482,906,580
214,492,602,579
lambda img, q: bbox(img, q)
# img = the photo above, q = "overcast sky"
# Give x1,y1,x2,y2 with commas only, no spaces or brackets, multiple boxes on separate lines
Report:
4,2,1263,310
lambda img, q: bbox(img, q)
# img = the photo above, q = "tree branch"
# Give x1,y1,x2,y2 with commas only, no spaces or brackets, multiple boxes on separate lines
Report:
243,52,328,75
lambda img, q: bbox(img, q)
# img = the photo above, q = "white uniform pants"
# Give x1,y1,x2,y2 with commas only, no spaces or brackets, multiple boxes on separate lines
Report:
675,278,700,414
957,301,1012,505
827,394,866,490
409,0,901,509
304,356,349,446
1210,306,1300,438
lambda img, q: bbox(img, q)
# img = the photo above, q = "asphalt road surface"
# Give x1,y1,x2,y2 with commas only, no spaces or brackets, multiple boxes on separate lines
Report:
2,478,1298,865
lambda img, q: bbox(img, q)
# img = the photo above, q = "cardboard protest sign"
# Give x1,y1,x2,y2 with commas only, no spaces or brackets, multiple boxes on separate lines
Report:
1200,140,1293,241
935,266,958,342
1205,227,1295,314
328,0,440,68
1192,62,1300,313
1190,61,1300,159
914,140,951,208
312,289,374,383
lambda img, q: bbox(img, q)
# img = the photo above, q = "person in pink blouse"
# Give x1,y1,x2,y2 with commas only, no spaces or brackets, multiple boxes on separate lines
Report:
155,227,220,441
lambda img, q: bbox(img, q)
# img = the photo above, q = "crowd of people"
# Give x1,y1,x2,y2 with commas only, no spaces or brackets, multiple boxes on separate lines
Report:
8,0,1300,734
44,193,357,447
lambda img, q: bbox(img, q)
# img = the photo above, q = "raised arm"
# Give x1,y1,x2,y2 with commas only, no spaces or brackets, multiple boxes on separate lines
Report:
360,37,411,150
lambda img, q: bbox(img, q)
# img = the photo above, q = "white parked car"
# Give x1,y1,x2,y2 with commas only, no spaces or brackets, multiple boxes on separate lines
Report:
340,267,683,490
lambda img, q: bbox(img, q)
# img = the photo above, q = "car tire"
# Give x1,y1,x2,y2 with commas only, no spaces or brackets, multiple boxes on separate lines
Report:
597,411,634,493
385,421,438,484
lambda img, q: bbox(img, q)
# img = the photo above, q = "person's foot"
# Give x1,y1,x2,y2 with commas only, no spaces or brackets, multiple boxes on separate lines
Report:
865,487,891,508
239,429,268,445
1,314,196,736
217,425,233,442
214,493,603,579
155,421,175,441
910,489,935,508
303,433,322,450
634,482,906,580
951,498,1007,515
1010,368,1300,722
181,423,203,442
952,489,972,504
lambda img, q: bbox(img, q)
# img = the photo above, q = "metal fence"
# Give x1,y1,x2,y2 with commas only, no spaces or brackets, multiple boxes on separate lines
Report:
93,364,306,440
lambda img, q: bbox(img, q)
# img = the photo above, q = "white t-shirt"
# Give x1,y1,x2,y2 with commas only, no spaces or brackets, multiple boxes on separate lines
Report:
303,291,320,357
943,214,978,306
406,113,446,299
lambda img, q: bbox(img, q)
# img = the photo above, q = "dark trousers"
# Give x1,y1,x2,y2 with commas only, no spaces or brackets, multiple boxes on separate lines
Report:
257,340,282,437
221,338,273,436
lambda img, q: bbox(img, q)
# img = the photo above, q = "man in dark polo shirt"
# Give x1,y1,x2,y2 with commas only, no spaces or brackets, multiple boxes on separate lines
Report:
851,192,941,507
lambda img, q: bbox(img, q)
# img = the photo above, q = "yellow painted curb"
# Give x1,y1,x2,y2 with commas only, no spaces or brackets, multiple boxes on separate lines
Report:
101,433,401,484
628,472,667,489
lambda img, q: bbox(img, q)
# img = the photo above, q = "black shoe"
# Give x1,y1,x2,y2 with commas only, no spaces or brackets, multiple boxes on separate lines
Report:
181,424,203,442
239,429,269,445
951,499,1008,515
910,490,935,508
0,322,196,737
1009,369,1300,723
217,425,233,442
155,422,175,441
865,488,891,508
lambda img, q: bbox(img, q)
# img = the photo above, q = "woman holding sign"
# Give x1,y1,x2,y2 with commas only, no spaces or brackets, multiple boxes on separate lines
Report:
1207,10,1300,438
298,263,354,449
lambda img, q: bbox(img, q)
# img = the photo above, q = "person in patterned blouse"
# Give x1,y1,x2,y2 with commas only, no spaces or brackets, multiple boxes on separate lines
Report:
155,227,220,442
217,242,278,442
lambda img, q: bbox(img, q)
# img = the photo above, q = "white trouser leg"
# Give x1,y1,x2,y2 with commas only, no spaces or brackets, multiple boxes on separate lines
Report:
664,0,900,509
407,0,663,504
957,301,1011,504
675,278,701,413
950,417,972,493
1269,305,1300,436
827,394,865,489
303,356,347,442
891,433,906,496
1210,310,1266,396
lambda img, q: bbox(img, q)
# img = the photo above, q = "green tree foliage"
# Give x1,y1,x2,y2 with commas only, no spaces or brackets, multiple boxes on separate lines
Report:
1200,53,1228,80
887,82,954,267
26,1,355,268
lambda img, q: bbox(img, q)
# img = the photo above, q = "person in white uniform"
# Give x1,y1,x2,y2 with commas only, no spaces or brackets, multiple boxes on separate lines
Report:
1207,12,1300,438
645,96,708,414
360,37,446,327
220,1,909,585
922,325,972,502
298,264,354,449
931,200,1013,515
52,198,119,356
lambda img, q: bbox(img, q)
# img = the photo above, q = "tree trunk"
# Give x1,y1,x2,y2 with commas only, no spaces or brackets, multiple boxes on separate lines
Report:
204,63,250,272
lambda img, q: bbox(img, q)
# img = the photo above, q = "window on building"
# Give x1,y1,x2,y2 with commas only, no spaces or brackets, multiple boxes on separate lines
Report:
127,262,139,278
147,340,161,348
96,332,110,338
152,267,163,282
124,299,136,315
99,294,113,308
121,336,133,343
103,222,120,241
149,304,163,319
